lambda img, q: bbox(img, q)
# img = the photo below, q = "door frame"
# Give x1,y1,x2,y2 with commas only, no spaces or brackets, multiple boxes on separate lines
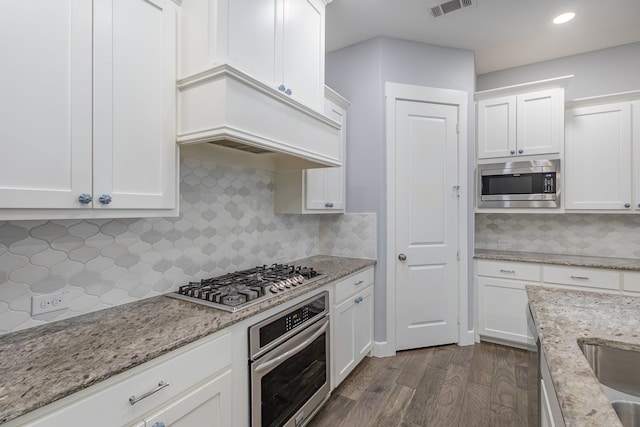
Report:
383,82,472,356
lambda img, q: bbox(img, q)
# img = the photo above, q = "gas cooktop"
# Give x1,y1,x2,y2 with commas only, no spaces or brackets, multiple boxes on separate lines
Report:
168,263,323,312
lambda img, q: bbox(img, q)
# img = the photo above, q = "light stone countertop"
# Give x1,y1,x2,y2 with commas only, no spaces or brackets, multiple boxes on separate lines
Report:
527,286,640,427
0,255,375,425
475,249,640,271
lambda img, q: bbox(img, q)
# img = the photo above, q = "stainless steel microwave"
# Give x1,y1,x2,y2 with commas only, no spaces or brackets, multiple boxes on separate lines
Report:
478,159,560,208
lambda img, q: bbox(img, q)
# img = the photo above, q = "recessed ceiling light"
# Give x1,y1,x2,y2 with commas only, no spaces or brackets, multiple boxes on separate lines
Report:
553,11,576,24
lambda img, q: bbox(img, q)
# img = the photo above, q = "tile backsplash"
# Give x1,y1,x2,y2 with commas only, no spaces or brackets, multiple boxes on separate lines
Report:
0,157,376,335
475,213,640,258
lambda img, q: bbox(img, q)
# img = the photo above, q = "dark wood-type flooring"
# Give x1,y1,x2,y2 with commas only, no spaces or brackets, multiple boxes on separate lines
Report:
309,342,528,427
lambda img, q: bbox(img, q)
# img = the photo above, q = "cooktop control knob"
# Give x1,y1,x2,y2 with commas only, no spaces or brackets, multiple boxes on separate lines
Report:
270,285,278,293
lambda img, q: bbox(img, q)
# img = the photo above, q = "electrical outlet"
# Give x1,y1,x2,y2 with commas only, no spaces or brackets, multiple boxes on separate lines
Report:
31,292,69,315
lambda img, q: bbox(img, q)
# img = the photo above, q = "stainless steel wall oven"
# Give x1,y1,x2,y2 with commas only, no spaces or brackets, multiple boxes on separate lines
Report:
249,292,330,427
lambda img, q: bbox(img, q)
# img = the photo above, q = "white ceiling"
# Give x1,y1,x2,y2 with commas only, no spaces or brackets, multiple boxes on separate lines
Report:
325,0,640,74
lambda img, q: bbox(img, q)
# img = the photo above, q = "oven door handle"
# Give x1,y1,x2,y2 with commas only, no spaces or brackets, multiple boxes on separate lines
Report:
254,316,329,375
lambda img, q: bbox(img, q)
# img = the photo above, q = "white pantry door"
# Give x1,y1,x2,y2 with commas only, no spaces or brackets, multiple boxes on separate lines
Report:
395,99,459,351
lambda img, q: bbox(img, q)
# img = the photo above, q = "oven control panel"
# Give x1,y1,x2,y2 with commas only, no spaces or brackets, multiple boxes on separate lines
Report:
250,292,328,359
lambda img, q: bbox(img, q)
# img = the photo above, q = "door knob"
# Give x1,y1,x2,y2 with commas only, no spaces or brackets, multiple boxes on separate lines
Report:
398,253,407,261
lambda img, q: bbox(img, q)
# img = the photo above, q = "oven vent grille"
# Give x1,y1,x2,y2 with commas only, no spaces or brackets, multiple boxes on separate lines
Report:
429,0,476,18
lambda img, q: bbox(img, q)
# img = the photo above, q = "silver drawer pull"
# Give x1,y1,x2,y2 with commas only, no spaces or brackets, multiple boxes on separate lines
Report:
354,280,364,286
129,381,170,405
499,269,516,274
570,275,590,280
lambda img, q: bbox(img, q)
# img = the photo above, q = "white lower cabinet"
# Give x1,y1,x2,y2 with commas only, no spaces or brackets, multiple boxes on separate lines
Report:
141,369,232,427
332,268,374,387
542,265,621,293
477,259,627,347
477,277,538,345
476,260,541,345
9,332,233,427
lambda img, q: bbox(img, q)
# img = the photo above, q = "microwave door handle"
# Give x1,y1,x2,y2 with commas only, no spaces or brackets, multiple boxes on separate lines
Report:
254,317,329,375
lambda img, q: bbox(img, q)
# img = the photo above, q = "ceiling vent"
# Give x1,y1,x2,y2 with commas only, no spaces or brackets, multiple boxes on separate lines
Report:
429,0,475,18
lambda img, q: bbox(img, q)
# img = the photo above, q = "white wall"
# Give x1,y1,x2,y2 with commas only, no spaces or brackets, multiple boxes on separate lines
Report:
477,42,640,99
326,37,476,342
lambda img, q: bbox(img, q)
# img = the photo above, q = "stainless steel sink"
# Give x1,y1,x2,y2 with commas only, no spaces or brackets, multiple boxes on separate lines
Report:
579,342,640,397
612,401,640,427
579,342,640,427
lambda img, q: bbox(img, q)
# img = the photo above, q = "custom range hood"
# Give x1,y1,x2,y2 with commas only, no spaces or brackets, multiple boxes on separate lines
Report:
177,64,342,170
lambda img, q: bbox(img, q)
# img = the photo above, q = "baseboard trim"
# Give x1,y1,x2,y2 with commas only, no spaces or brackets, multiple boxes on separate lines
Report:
372,341,396,358
459,329,475,346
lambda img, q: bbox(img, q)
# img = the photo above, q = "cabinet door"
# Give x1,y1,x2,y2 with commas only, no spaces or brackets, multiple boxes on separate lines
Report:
633,101,640,211
540,350,566,427
516,88,562,156
333,285,374,387
281,0,324,110
305,96,346,211
93,0,177,210
322,97,346,210
354,286,374,360
0,0,93,209
565,103,632,210
477,277,537,345
144,370,232,427
226,0,278,84
333,296,357,387
477,96,516,159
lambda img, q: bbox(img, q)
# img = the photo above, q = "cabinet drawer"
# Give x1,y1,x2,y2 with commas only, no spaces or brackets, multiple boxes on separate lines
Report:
476,260,541,282
20,332,232,427
623,272,640,293
334,268,374,304
543,266,620,290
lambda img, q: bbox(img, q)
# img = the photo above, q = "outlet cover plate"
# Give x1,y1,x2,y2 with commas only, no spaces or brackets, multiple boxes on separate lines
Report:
31,292,69,315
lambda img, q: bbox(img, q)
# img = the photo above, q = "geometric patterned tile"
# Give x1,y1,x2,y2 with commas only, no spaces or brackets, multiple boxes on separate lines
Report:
475,213,640,258
0,156,379,335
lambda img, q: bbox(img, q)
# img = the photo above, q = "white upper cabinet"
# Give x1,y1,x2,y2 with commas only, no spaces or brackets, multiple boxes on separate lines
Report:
565,100,635,211
516,89,563,156
177,0,340,168
477,95,517,159
476,78,569,161
274,88,348,214
93,0,177,211
280,0,324,110
180,0,326,111
0,0,93,210
0,0,178,219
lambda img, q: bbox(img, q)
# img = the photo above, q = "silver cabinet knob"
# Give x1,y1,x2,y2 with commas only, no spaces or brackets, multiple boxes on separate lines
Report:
355,296,363,304
325,202,334,208
510,150,515,155
278,84,286,92
637,203,640,208
518,149,524,154
78,193,92,204
99,194,112,205
153,423,166,427
398,253,407,261
285,88,292,95
625,203,631,208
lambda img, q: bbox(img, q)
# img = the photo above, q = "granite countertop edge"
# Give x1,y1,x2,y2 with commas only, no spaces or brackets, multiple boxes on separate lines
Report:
527,286,640,426
475,249,640,271
0,255,376,425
